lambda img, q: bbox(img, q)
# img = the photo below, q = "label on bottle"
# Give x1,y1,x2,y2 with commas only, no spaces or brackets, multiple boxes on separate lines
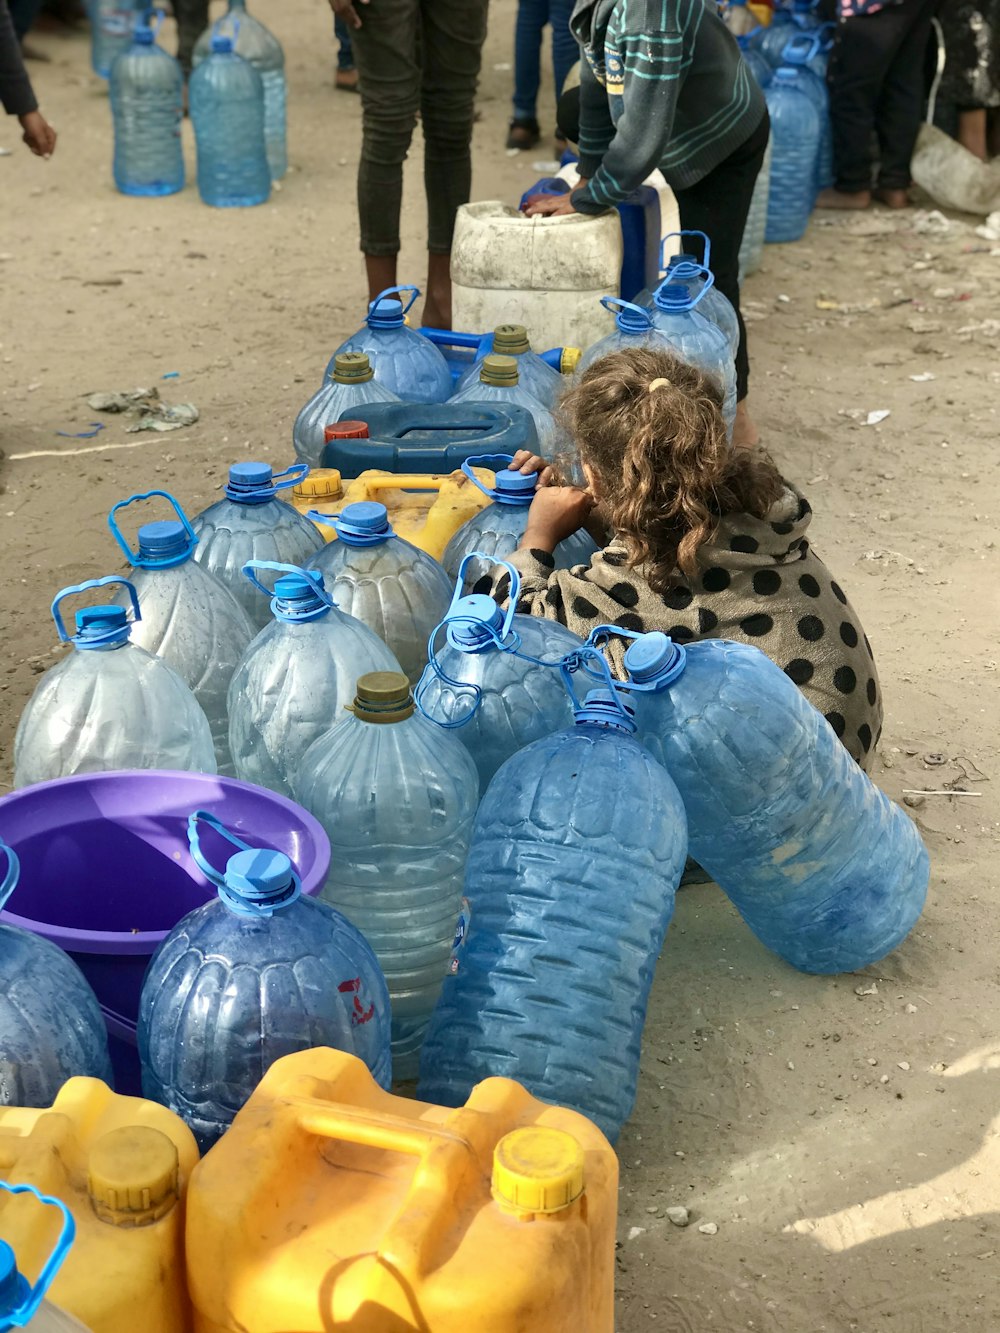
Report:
338,976,376,1026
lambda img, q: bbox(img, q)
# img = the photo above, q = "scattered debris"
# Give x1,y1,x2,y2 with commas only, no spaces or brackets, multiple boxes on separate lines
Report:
86,387,199,433
908,372,935,382
665,1206,690,1228
816,296,881,314
864,409,891,426
912,209,953,235
862,549,914,567
905,1003,919,1013
897,1061,911,1071
901,788,981,797
55,422,104,440
855,982,879,997
974,210,1000,241
627,1226,645,1242
697,1222,718,1236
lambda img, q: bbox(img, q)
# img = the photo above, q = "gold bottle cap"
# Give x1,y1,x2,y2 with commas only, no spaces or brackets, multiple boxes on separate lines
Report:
88,1126,180,1228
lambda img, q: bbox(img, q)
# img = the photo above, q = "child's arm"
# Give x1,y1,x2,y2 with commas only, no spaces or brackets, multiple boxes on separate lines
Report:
0,0,56,157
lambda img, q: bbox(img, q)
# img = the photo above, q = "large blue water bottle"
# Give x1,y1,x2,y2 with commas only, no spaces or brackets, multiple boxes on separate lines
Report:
191,462,324,630
109,12,183,197
91,0,139,78
599,627,929,974
441,454,598,591
636,231,739,359
765,67,821,243
190,27,270,209
108,489,255,775
306,502,453,684
138,812,391,1150
739,137,773,280
0,840,113,1107
14,577,216,788
330,287,453,405
648,275,738,435
448,355,573,472
579,297,676,373
414,558,584,792
452,324,562,408
739,32,774,89
227,562,400,798
192,0,286,182
293,353,399,467
0,1184,88,1330
751,0,820,68
781,33,833,191
418,662,688,1143
295,671,480,1080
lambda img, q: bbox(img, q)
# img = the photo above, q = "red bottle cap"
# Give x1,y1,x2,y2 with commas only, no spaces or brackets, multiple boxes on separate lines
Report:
324,420,369,442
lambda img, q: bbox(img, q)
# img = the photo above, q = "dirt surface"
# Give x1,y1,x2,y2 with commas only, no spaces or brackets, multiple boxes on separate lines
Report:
3,3,1000,1329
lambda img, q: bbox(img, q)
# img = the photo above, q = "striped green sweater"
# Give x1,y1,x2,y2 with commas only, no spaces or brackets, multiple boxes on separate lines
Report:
570,0,766,208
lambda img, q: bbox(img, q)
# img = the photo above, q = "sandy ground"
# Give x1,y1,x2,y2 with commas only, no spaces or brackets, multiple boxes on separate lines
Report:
3,2,1000,1329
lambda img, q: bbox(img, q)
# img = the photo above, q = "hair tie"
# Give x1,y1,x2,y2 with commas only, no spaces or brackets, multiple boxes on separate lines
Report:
648,378,672,393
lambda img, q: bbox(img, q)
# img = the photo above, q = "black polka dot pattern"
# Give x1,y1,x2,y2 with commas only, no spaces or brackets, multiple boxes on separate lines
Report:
857,723,872,753
611,582,640,608
615,612,644,632
663,585,694,611
603,549,627,567
527,549,555,568
730,534,759,554
785,658,815,685
798,615,825,641
840,621,859,648
702,567,731,593
830,581,847,605
753,570,782,596
771,520,794,536
798,574,820,598
740,613,774,637
572,595,599,619
834,665,857,694
667,624,695,643
698,607,719,633
866,677,877,706
825,710,846,738
471,575,493,596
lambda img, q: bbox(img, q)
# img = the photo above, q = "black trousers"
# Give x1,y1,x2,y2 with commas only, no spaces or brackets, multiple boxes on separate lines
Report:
828,0,939,192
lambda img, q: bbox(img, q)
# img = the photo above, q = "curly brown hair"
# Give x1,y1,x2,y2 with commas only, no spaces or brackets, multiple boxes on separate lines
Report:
561,347,784,594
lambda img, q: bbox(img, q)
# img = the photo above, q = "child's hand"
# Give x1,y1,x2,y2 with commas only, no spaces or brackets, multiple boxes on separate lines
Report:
510,449,557,485
522,486,595,552
19,111,57,158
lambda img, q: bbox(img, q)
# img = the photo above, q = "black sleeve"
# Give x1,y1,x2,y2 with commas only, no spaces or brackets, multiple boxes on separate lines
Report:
0,0,38,117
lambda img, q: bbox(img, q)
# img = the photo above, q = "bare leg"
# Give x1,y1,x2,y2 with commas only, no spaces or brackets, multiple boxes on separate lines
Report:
423,252,452,329
364,255,398,307
816,187,873,209
733,398,760,449
957,107,988,161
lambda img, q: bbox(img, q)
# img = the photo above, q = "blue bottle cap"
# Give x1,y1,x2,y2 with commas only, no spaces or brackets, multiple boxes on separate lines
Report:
623,631,686,687
653,281,694,313
271,571,330,622
575,687,637,734
0,1242,28,1316
334,501,392,546
367,297,405,330
616,304,654,334
74,605,130,648
229,462,272,489
493,468,538,505
225,848,295,899
773,67,798,84
445,593,507,650
211,33,234,53
137,520,190,565
133,25,155,45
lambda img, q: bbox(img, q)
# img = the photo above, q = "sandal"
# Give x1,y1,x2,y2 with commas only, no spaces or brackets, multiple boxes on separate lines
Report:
506,118,540,151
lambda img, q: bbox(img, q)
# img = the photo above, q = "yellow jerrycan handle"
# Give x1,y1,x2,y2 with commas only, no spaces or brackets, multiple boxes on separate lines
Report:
355,474,450,497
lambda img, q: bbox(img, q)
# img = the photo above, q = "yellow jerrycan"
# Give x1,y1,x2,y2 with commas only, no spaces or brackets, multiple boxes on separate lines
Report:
0,1077,199,1333
186,1048,617,1333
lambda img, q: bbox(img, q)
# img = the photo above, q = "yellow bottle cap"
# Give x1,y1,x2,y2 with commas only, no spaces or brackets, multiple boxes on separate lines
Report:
88,1126,180,1228
349,671,415,723
560,346,582,375
492,1127,585,1215
294,469,344,501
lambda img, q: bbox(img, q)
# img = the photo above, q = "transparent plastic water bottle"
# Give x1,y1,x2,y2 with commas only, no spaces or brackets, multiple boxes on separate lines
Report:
453,324,563,409
330,287,453,405
578,297,677,373
441,454,598,592
138,812,391,1150
781,34,833,192
739,33,774,90
739,137,772,280
0,1185,93,1330
109,13,183,197
192,0,287,182
606,629,929,974
418,673,688,1143
91,0,138,79
293,353,399,468
228,562,400,798
764,68,821,243
306,502,453,684
753,2,820,67
191,462,325,630
636,232,740,359
189,30,270,209
414,559,585,793
448,355,573,470
107,490,255,776
295,672,479,1080
648,275,738,436
0,841,113,1107
14,577,216,788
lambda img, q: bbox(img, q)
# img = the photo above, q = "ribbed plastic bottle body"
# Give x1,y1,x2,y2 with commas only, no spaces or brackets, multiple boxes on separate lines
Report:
330,327,453,404
137,895,392,1150
578,325,676,374
695,285,740,359
189,51,270,208
764,76,821,243
743,44,773,89
227,614,401,797
454,347,563,408
307,538,453,685
758,14,796,66
113,561,255,776
414,616,584,793
110,42,184,196
417,724,687,1142
91,0,137,77
739,137,772,281
447,378,565,461
296,711,479,1079
630,640,929,974
13,644,217,788
441,504,598,593
191,497,325,630
648,305,737,433
793,64,833,191
0,923,114,1107
293,375,399,467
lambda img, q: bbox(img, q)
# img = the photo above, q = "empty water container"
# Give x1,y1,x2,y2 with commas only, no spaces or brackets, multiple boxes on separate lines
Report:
738,32,774,89
14,576,216,788
330,287,453,405
0,840,113,1107
191,462,325,630
648,275,738,436
0,1184,92,1331
190,29,270,209
109,13,183,197
228,562,400,798
453,324,563,408
448,355,569,469
739,137,772,280
418,673,688,1143
578,296,676,373
107,489,255,776
306,502,453,684
442,455,598,591
138,812,391,1150
295,672,479,1079
781,34,833,192
659,232,740,358
765,67,821,243
91,0,138,79
293,353,399,468
606,629,929,974
192,0,286,182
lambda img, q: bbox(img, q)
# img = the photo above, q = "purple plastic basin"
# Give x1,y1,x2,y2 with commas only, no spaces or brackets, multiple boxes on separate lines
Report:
0,770,330,1094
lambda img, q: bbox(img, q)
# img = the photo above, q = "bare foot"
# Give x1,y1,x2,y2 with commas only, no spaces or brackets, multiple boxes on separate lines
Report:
873,187,910,209
335,67,359,93
815,187,872,210
733,399,760,450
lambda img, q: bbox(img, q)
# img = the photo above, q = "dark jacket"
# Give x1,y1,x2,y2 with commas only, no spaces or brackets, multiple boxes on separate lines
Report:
1,0,37,117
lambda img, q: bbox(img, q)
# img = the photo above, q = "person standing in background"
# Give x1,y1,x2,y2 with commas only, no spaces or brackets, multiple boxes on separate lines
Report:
507,0,577,152
933,0,1000,159
1,0,56,155
334,12,359,91
328,0,489,329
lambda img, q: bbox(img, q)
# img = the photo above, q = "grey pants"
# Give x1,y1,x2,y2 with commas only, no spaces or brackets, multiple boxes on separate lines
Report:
350,0,489,256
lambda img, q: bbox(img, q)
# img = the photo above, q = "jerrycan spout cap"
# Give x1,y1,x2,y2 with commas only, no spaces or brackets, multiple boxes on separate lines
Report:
575,687,637,734
623,631,687,687
188,811,302,918
492,324,531,356
445,593,508,651
480,354,520,388
334,501,392,546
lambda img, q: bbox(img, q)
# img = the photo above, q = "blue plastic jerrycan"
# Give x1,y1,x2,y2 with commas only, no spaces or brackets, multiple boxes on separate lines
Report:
329,286,453,405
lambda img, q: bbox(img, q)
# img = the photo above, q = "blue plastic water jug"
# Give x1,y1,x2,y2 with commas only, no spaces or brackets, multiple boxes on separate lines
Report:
781,34,833,192
306,502,453,684
441,455,598,591
138,812,392,1150
739,138,773,280
91,0,139,78
765,67,821,243
331,287,453,405
638,231,739,358
191,462,325,630
599,627,930,974
739,33,774,89
293,353,400,468
417,663,688,1143
414,558,585,792
190,29,270,208
0,1184,85,1331
192,0,286,181
0,841,113,1107
751,0,820,68
453,324,563,408
227,562,400,798
108,489,255,775
579,297,677,373
109,13,183,197
14,577,217,788
319,402,540,476
648,275,738,435
295,671,480,1080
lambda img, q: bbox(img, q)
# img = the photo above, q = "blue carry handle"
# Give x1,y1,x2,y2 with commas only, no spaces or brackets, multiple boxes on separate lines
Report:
583,624,688,691
651,264,715,313
108,489,197,568
186,810,301,918
559,644,635,723
370,285,420,318
461,453,538,505
660,229,712,274
0,839,19,914
0,1183,75,1330
781,31,823,65
51,575,141,645
240,560,333,608
601,295,656,331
